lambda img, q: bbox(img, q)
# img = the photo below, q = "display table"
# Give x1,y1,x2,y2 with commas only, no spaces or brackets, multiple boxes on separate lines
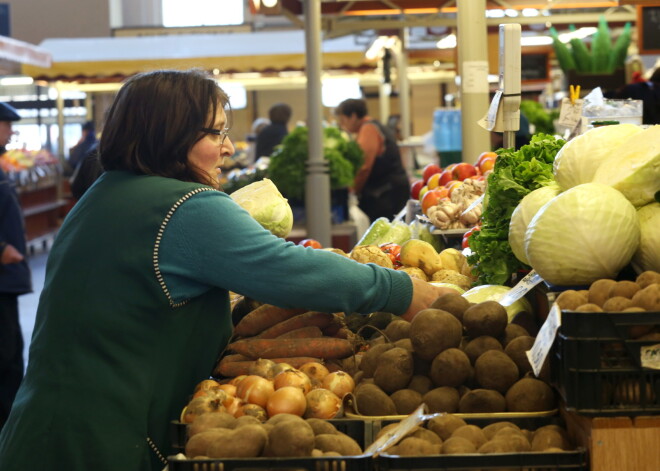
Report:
286,222,358,253
562,409,660,471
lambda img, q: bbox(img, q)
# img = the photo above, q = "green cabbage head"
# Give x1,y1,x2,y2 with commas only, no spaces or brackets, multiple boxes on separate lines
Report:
552,123,642,191
524,183,640,286
632,202,660,274
509,183,562,266
230,178,293,238
592,124,660,207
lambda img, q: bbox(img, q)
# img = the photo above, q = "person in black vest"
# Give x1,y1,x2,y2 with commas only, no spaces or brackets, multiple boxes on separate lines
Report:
335,98,410,222
613,67,660,124
0,102,32,430
254,103,291,159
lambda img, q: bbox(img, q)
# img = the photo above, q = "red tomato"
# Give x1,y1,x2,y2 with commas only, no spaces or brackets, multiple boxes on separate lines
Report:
299,239,322,249
462,226,480,250
379,243,401,264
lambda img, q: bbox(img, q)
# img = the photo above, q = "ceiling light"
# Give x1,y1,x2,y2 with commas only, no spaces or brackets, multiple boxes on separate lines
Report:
558,27,598,43
0,76,34,86
522,8,539,17
486,9,505,18
521,36,553,46
504,9,518,17
262,0,278,7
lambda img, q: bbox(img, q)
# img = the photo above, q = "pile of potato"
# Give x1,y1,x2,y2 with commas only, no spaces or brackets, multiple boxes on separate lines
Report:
184,412,363,459
378,414,574,456
553,270,660,322
351,293,556,416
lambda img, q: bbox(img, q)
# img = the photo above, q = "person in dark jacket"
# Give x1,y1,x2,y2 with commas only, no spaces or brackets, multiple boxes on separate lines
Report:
613,67,660,124
0,101,32,430
69,143,103,200
67,120,98,174
335,98,410,222
254,103,292,159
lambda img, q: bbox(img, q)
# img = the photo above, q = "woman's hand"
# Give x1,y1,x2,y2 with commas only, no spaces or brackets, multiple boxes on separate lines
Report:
400,277,458,322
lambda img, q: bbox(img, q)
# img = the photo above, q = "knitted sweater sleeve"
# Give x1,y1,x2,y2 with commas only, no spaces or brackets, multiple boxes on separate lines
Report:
158,190,412,315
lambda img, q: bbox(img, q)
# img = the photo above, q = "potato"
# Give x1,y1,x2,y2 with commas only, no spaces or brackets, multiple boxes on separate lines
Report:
430,348,471,387
482,421,520,440
268,419,315,457
463,336,503,364
427,414,466,441
458,389,506,413
431,292,472,323
390,389,423,415
185,429,230,458
314,433,362,456
305,418,338,436
384,319,411,342
355,383,397,416
463,301,508,339
441,436,477,454
398,266,428,282
187,411,235,437
396,437,441,456
359,343,394,378
373,347,414,393
474,350,519,393
451,425,487,449
410,309,463,360
423,387,460,413
207,424,268,458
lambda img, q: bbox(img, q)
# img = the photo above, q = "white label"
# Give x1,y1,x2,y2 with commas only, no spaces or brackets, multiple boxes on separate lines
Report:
557,97,583,129
479,90,502,131
462,61,490,94
526,303,561,377
499,270,543,307
641,344,660,370
364,404,438,457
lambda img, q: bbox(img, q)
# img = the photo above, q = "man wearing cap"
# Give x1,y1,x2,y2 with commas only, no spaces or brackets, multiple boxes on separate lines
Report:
0,101,32,430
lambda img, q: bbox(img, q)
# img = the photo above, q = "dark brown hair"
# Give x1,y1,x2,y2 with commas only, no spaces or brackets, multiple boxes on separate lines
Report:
100,69,230,186
335,98,368,119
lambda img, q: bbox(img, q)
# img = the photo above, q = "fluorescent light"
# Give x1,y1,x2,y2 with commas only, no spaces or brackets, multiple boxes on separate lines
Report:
0,76,34,86
558,27,597,43
365,35,398,60
522,8,539,17
322,78,361,107
505,9,518,17
436,34,457,49
521,35,553,46
486,9,505,18
262,0,278,7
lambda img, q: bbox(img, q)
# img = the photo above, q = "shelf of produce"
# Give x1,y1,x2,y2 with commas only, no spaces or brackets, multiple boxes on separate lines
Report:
562,409,660,471
286,222,358,253
17,181,68,251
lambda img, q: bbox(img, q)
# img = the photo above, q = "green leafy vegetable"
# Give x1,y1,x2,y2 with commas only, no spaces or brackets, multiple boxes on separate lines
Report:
267,126,364,201
519,100,558,136
467,134,565,285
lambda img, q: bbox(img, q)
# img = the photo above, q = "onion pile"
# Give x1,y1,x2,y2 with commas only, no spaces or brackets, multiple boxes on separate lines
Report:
183,361,356,421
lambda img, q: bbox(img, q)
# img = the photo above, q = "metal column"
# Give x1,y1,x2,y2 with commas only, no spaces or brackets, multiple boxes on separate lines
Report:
303,0,332,247
457,0,491,164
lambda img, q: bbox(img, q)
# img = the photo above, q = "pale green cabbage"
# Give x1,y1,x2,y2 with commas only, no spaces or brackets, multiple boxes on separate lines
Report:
632,202,660,273
462,284,532,322
230,178,293,237
553,124,642,191
592,124,660,207
524,183,640,286
509,183,562,266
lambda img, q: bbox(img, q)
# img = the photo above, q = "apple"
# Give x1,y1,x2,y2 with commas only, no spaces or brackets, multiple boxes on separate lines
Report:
427,172,443,190
418,185,429,201
477,156,496,174
451,162,478,181
410,180,424,200
445,180,463,198
421,188,449,216
439,165,457,186
422,163,442,184
476,151,497,168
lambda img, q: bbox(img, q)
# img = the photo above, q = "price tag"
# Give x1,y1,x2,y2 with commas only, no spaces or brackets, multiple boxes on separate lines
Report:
641,344,660,370
364,404,439,457
478,90,502,132
499,270,543,307
557,97,583,129
526,303,561,377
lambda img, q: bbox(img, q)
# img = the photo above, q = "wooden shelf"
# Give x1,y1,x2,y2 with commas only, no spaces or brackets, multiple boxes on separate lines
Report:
22,200,68,217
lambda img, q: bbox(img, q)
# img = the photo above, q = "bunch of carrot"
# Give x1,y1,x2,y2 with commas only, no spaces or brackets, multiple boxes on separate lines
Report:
214,304,359,378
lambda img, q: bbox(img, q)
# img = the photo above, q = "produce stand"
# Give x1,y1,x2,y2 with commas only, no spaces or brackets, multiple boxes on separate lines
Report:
286,222,358,254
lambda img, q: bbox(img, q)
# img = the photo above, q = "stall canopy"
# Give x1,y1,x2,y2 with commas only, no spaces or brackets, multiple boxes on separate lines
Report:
0,35,51,74
21,30,372,82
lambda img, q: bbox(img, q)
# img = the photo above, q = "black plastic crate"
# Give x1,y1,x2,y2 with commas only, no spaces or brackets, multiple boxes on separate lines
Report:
552,310,660,416
372,416,588,470
168,454,371,471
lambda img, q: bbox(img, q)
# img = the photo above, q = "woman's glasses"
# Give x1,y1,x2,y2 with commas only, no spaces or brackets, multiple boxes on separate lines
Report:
200,127,230,146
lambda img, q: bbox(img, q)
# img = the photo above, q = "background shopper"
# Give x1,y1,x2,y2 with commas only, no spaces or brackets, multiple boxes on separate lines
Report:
335,98,409,222
0,102,32,431
0,69,452,471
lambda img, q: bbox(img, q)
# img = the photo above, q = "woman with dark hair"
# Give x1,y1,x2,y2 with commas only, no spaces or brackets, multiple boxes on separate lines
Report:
335,98,410,222
0,70,451,471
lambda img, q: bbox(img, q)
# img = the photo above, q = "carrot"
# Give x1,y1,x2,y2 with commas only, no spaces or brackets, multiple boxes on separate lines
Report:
256,311,336,339
277,326,324,339
234,304,307,337
227,337,355,360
